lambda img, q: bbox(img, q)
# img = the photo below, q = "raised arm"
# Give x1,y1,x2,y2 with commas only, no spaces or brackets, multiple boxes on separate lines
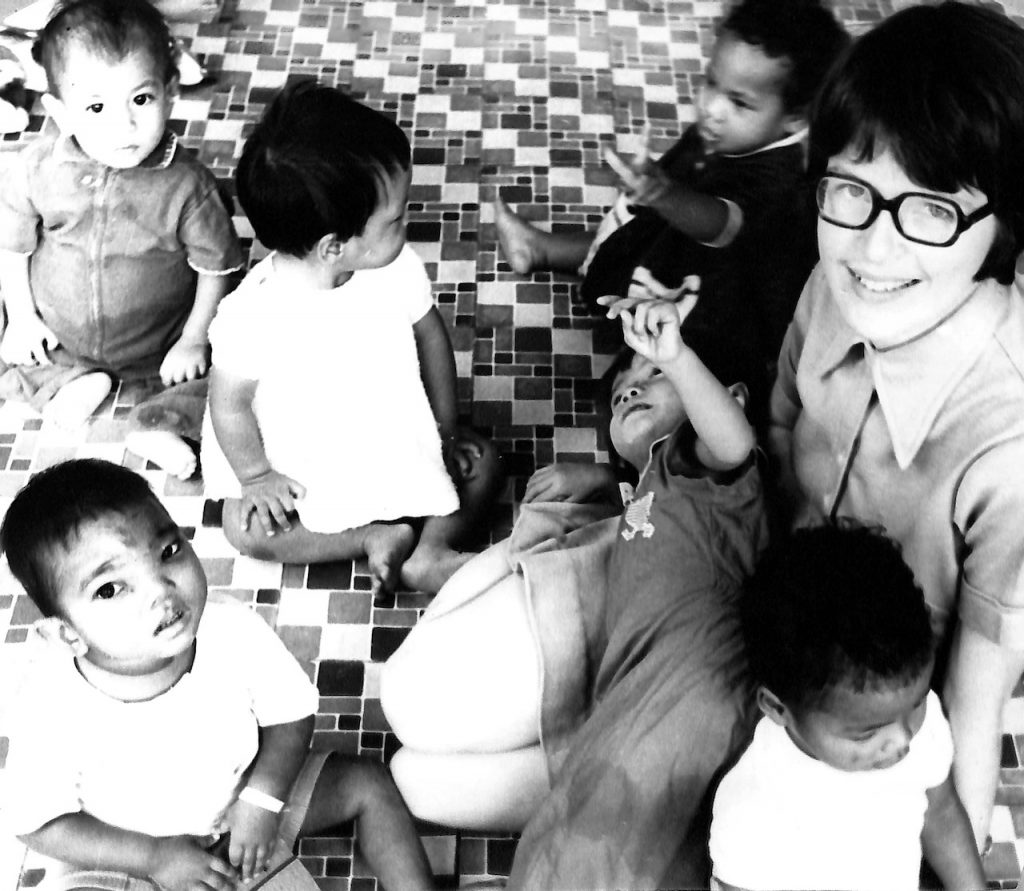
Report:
603,136,730,245
613,296,754,470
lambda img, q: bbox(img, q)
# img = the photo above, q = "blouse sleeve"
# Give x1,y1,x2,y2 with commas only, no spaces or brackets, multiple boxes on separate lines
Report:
178,167,245,276
955,439,1024,648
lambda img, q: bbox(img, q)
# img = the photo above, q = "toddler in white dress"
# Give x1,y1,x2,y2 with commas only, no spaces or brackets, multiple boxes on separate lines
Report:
203,79,501,596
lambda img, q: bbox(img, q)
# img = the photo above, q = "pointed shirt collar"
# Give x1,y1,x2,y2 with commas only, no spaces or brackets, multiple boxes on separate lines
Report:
817,279,1011,469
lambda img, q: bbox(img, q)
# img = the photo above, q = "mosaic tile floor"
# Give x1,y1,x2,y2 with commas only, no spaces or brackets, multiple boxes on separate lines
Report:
2,0,1024,888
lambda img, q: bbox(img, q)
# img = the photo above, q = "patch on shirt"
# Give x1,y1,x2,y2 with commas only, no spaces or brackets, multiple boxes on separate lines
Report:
621,491,655,541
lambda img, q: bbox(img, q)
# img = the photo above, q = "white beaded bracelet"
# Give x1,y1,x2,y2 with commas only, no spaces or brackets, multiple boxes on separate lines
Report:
238,786,285,814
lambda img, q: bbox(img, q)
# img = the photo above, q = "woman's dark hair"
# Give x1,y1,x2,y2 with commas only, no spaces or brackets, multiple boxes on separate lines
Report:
743,520,935,714
722,0,850,114
237,79,411,257
0,459,162,617
808,1,1024,284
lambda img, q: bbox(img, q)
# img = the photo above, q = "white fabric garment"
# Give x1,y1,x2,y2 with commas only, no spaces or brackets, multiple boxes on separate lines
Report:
710,690,952,891
201,245,459,532
3,599,319,838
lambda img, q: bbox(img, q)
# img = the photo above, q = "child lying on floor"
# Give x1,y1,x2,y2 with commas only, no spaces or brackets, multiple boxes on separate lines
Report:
381,293,768,890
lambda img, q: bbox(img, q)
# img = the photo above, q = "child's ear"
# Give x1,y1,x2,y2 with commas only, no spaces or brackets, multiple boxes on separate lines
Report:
39,92,69,133
728,382,749,411
316,232,345,263
756,686,793,727
32,616,88,657
166,72,180,102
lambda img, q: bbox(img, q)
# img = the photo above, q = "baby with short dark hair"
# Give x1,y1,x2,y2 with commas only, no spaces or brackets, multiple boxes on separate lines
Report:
0,0,242,447
202,79,501,596
710,521,984,891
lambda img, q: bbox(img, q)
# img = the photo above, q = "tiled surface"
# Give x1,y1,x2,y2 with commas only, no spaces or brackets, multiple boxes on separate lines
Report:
2,0,1024,888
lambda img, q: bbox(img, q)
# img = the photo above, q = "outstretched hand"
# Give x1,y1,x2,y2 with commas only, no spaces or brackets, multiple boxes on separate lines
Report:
611,294,698,368
603,124,673,207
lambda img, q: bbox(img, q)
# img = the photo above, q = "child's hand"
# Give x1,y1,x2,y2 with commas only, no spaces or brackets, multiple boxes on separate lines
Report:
0,313,59,366
603,125,673,208
524,463,617,504
225,799,281,883
149,835,238,891
160,338,210,387
614,294,699,367
239,469,307,536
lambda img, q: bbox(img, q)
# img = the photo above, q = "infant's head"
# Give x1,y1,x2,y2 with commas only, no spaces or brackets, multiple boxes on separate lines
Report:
34,0,178,169
743,521,935,772
1,459,207,674
237,79,412,267
695,0,848,156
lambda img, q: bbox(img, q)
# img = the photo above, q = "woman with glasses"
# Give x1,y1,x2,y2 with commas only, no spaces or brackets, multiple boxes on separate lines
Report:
769,0,1024,857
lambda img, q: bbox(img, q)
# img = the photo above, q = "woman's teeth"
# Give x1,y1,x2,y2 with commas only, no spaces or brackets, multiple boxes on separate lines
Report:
851,270,917,293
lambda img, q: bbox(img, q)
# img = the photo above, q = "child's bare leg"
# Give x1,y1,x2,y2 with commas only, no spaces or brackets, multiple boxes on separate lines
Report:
381,569,540,752
400,430,503,594
494,197,596,275
124,430,197,480
151,0,223,22
222,500,414,595
42,372,111,430
302,755,434,891
390,746,550,832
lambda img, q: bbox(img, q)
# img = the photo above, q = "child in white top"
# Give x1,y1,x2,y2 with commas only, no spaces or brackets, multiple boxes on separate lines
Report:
202,79,500,596
1,459,435,890
710,521,984,891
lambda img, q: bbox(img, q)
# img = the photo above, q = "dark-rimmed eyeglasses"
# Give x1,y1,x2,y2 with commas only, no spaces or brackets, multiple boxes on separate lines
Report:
816,174,992,247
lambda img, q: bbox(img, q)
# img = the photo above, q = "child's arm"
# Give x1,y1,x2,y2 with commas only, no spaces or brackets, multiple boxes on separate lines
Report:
0,249,59,366
523,462,621,505
604,137,731,245
209,366,306,535
21,814,237,891
160,272,233,386
612,295,755,470
225,714,314,882
921,772,986,890
413,306,459,457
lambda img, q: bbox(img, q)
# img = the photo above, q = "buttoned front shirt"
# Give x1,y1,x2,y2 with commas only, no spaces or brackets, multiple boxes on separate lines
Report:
0,127,243,376
771,264,1024,648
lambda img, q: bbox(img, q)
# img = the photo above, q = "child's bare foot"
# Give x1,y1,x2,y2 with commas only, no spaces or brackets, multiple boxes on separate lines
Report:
364,523,416,598
400,542,474,596
42,372,111,430
125,430,198,480
493,197,547,275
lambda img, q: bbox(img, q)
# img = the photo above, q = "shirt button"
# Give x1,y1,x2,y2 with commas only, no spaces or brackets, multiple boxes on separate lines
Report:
81,174,93,186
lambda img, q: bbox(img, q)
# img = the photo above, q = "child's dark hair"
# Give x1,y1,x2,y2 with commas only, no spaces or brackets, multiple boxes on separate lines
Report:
33,0,178,97
0,459,162,618
743,520,934,713
236,79,412,257
808,1,1024,285
721,0,850,114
